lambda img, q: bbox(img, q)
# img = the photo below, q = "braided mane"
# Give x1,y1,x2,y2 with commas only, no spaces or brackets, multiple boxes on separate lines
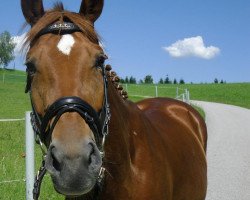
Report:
105,65,128,100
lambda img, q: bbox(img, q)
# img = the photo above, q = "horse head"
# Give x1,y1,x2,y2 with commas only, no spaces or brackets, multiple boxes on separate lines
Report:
21,0,107,197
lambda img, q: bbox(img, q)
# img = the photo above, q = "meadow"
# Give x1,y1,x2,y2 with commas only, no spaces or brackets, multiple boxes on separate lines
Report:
0,69,249,199
0,70,63,199
126,83,250,109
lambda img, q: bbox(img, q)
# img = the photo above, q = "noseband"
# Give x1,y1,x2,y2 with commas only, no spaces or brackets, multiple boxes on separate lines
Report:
25,22,111,200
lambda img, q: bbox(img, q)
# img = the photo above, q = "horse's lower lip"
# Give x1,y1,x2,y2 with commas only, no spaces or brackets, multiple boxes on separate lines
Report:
54,184,94,197
51,175,96,196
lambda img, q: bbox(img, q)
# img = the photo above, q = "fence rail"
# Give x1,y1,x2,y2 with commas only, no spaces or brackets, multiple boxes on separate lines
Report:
124,84,190,104
0,118,25,122
0,179,25,184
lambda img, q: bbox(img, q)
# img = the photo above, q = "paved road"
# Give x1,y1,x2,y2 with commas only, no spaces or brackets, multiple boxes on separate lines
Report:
192,101,250,200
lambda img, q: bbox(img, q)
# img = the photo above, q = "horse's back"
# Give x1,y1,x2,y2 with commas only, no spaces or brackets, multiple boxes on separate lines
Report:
136,97,207,200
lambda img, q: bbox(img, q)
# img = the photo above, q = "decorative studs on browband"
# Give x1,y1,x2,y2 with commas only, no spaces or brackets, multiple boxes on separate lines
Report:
105,65,128,100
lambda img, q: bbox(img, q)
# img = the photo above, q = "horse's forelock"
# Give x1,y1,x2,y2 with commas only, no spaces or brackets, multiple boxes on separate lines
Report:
52,1,64,12
23,3,100,52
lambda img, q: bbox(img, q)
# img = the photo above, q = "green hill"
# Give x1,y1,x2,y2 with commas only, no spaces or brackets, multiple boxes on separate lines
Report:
0,69,29,118
126,83,250,109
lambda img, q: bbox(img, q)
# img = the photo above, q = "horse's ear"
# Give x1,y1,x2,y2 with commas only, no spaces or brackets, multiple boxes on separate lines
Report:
79,0,104,23
21,0,45,26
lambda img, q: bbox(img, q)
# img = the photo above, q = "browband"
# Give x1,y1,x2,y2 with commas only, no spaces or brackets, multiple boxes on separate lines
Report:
38,22,81,36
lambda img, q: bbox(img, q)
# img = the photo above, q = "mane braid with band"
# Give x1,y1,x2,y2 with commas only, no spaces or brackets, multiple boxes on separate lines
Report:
105,64,128,100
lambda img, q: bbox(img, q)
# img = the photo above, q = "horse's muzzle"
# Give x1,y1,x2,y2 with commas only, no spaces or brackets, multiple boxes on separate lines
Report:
45,139,102,196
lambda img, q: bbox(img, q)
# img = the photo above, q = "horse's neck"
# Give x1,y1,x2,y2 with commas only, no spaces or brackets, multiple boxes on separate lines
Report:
104,83,136,176
105,84,132,161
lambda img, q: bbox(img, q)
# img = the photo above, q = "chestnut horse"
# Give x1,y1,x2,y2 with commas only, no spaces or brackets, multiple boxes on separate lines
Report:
21,0,207,199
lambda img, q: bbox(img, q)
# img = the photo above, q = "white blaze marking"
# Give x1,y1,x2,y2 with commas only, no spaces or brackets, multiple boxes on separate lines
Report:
57,34,75,55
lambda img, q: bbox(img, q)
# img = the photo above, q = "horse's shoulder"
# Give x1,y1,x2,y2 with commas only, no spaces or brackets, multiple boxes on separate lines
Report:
136,97,200,119
136,97,191,113
136,98,207,151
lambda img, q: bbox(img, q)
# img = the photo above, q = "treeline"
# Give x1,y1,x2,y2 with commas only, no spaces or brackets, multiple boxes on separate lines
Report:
214,78,226,84
120,75,185,84
120,75,226,84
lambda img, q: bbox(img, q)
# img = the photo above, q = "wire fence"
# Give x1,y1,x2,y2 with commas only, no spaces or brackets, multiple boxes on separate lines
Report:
0,179,26,184
0,118,26,185
0,117,25,122
0,73,26,84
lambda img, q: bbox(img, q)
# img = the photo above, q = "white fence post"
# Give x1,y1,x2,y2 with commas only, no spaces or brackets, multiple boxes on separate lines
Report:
125,84,128,92
187,90,190,104
185,89,188,104
176,87,179,98
2,73,5,83
182,94,185,102
25,112,35,200
155,85,158,97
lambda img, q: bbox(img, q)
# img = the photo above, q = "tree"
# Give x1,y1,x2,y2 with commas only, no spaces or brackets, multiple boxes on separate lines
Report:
125,76,129,83
159,78,164,84
179,78,185,84
214,78,218,84
129,76,136,84
144,75,153,84
139,79,144,84
0,31,15,68
173,78,177,84
220,79,224,84
120,78,125,84
164,75,171,84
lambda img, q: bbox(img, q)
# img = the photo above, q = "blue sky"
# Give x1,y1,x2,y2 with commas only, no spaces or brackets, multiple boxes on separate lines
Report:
1,0,250,83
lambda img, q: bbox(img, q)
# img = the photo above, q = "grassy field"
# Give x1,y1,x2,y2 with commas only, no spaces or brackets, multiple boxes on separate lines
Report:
0,69,249,199
126,83,250,109
0,70,63,199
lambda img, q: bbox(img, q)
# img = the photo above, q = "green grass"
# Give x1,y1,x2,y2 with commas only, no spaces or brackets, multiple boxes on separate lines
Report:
0,120,64,199
191,104,206,119
126,83,250,109
184,83,250,109
0,70,248,199
0,70,64,199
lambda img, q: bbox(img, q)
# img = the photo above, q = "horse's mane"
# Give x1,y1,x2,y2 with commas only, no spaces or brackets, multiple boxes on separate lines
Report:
24,2,100,47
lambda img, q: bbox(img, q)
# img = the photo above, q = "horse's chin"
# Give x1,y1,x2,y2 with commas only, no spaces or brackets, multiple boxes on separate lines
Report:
51,175,97,197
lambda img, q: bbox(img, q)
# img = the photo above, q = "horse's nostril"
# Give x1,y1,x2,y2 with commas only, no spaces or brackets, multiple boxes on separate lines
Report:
51,148,62,172
87,142,102,171
88,148,95,165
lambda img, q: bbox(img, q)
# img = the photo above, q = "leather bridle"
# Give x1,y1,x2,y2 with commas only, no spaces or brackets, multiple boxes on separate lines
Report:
25,22,111,200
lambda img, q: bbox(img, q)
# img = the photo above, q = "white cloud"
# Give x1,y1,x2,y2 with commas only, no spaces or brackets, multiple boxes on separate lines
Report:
163,36,220,59
12,33,27,56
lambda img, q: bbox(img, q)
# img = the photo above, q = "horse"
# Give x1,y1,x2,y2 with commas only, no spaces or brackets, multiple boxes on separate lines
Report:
21,0,207,199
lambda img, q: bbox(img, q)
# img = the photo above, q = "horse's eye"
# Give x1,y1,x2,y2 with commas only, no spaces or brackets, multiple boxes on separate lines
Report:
25,62,37,76
95,54,107,68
